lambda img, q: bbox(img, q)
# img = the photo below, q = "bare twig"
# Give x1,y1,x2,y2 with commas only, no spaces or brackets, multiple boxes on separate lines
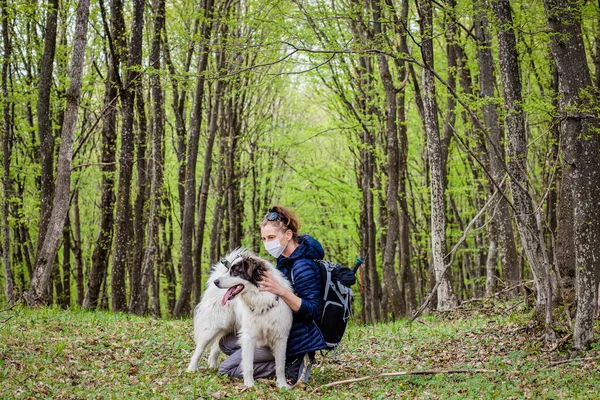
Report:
492,280,534,298
317,369,497,390
417,319,432,328
545,333,572,353
546,356,600,368
501,300,526,316
71,162,117,170
0,301,19,312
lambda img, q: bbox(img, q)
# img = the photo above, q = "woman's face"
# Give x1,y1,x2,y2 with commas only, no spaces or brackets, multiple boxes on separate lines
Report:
260,223,290,243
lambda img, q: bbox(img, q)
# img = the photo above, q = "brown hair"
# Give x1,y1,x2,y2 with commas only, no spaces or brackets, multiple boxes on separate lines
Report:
260,204,300,241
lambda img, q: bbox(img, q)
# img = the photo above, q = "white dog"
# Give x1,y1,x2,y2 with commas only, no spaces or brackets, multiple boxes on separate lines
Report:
187,249,293,388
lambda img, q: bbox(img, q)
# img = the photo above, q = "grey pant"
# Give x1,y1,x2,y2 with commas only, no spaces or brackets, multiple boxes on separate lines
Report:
218,333,277,379
218,334,313,383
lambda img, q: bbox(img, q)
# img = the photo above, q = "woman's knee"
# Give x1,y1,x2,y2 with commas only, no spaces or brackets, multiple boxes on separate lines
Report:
219,333,239,355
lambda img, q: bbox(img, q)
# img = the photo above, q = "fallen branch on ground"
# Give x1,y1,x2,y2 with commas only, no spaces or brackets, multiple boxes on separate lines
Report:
317,369,497,390
417,319,433,328
545,333,572,353
546,356,600,368
0,301,19,313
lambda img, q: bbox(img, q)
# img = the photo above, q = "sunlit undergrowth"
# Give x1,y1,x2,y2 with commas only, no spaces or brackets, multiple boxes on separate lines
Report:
1,305,599,399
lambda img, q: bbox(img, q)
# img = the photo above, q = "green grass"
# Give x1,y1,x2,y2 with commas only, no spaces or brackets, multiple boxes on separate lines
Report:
1,305,599,399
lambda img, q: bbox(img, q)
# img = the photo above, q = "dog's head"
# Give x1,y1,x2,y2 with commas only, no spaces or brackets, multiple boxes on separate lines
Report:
214,251,270,306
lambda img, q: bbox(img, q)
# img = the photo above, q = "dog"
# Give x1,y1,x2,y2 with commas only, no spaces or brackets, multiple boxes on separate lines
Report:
187,249,293,388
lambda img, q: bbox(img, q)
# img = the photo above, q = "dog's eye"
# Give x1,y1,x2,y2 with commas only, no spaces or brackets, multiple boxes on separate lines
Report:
220,259,230,270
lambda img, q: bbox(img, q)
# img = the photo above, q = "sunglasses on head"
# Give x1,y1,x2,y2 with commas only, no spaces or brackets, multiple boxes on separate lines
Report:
265,210,282,221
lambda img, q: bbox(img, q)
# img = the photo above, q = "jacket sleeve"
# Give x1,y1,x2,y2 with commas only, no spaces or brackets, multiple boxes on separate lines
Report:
291,260,322,323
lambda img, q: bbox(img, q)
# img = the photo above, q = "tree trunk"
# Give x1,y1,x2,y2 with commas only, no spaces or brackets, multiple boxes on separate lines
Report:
545,0,600,349
372,0,404,319
210,97,228,265
23,0,91,305
1,0,13,304
130,89,149,309
59,214,71,308
192,35,225,307
35,0,59,256
72,190,84,306
15,182,33,280
393,0,414,315
475,2,520,298
493,0,552,328
161,198,176,314
84,0,125,309
417,0,457,311
225,93,242,251
163,19,199,223
174,0,215,318
131,0,165,315
111,0,144,312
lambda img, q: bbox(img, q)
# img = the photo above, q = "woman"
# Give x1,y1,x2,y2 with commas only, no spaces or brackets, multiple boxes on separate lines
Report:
219,204,328,384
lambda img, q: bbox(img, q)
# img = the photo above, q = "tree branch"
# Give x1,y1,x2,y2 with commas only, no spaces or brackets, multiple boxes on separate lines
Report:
317,369,497,390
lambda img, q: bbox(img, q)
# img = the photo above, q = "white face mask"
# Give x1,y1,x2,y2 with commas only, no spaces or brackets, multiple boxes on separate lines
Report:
264,236,287,258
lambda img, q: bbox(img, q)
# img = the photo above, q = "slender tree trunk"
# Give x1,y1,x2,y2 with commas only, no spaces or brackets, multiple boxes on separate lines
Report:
72,190,84,306
163,19,199,223
59,214,71,308
35,0,59,256
84,0,125,309
485,233,498,297
23,0,91,305
130,88,149,308
111,0,144,312
371,0,403,319
15,182,33,280
545,0,600,349
1,0,13,304
366,132,382,322
192,61,225,303
475,2,520,298
493,0,552,329
174,0,215,318
210,153,225,265
226,93,242,250
417,0,457,311
393,0,414,315
131,0,165,315
161,198,176,314
193,41,228,304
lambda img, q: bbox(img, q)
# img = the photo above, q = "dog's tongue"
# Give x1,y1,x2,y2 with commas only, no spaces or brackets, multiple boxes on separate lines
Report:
221,285,241,306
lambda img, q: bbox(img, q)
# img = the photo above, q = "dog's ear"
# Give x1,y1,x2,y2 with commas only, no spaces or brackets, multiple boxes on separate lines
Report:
246,258,267,286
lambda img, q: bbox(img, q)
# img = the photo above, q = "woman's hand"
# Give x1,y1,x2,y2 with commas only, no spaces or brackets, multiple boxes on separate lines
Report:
259,272,302,311
258,272,288,297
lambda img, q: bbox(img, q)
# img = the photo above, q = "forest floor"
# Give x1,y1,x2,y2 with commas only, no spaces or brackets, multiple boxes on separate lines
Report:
1,301,599,399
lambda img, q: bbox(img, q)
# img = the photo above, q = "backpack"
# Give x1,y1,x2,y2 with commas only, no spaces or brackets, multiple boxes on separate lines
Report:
289,258,363,350
316,259,360,349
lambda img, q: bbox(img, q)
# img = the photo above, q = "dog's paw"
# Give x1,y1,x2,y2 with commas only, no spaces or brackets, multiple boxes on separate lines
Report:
186,364,198,372
208,359,219,369
243,377,255,387
276,380,290,389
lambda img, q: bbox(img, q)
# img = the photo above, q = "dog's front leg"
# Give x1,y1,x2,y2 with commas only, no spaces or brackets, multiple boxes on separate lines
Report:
272,340,290,389
240,335,255,387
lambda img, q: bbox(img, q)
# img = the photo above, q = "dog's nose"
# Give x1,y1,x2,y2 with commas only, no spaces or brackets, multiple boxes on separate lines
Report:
214,279,220,287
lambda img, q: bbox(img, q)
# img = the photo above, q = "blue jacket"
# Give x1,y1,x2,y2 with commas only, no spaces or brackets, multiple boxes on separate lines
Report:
276,234,329,358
